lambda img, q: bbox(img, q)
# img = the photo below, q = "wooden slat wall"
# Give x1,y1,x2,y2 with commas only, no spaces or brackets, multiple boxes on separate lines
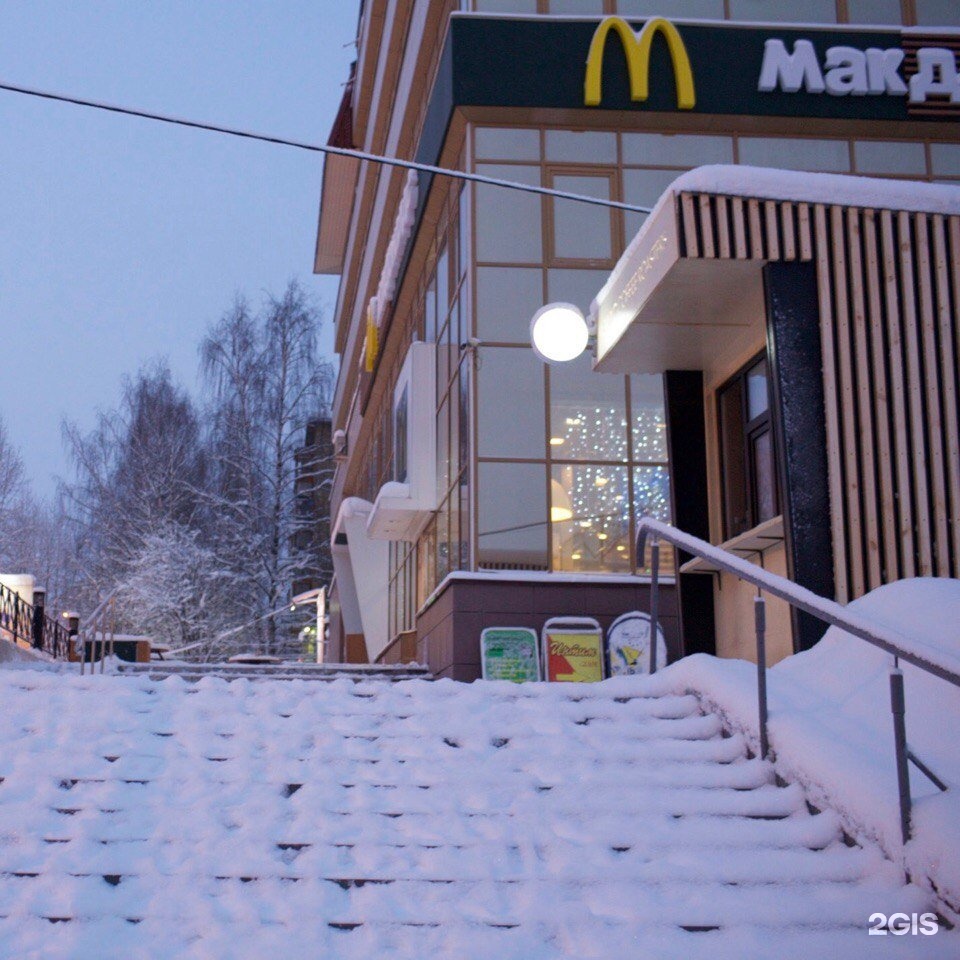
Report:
678,191,960,600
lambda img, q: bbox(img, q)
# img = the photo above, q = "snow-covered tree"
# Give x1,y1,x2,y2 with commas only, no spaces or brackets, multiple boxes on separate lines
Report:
200,281,333,656
119,521,233,657
0,417,26,521
61,360,210,628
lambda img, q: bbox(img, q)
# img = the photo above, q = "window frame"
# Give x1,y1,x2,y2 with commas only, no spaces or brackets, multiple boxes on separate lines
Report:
717,352,780,540
544,166,620,268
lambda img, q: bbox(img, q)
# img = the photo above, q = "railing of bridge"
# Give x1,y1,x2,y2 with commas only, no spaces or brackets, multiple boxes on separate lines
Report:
0,580,71,660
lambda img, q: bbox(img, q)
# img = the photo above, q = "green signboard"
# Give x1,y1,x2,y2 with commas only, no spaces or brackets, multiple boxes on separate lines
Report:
427,17,960,126
480,627,541,683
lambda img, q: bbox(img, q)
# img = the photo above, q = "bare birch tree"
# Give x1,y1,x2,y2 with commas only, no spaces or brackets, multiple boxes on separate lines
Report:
61,360,209,627
201,281,332,656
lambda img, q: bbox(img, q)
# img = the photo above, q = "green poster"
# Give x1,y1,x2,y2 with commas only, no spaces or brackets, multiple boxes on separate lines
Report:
480,627,540,683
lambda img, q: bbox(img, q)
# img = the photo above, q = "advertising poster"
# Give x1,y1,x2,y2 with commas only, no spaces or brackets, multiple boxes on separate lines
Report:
543,630,604,683
480,627,540,683
606,611,668,677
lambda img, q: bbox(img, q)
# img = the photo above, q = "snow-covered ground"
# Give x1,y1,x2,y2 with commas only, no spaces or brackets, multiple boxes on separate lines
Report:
0,651,956,958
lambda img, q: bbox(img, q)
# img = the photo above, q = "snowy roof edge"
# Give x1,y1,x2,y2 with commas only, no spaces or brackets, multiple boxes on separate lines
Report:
671,164,960,216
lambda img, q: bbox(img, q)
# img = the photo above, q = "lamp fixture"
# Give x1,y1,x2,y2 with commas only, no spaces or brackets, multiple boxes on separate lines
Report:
530,302,591,364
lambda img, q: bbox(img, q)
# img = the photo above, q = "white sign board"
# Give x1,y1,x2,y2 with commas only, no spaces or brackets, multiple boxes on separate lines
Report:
606,611,667,676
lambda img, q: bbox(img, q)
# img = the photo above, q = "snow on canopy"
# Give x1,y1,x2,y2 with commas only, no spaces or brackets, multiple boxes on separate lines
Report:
671,164,960,215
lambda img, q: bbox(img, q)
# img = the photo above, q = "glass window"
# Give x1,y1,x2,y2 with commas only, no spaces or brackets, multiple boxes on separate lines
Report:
633,465,671,523
545,130,617,164
546,268,609,315
477,348,545,458
475,164,543,263
436,495,450,582
738,137,850,173
630,375,668,462
854,141,927,176
475,127,540,162
394,386,408,483
552,464,631,573
551,174,614,261
476,267,544,342
931,143,960,177
449,367,461,484
458,187,470,282
437,338,454,408
634,464,673,574
752,431,777,523
458,368,471,484
622,167,682,239
746,359,769,420
478,462,548,569
845,0,903,24
728,0,836,22
718,355,779,538
450,286,466,349
456,484,471,570
473,0,538,11
549,0,605,11
616,0,724,18
437,395,450,495
436,244,449,328
417,518,436,606
549,354,629,462
447,486,463,574
622,132,734,167
718,378,748,537
915,0,960,25
425,277,437,343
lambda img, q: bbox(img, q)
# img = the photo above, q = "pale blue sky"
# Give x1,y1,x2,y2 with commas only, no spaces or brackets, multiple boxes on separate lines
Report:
0,1,359,498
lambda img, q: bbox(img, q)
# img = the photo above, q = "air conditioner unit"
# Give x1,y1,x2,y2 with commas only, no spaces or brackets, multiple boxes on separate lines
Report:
366,341,437,541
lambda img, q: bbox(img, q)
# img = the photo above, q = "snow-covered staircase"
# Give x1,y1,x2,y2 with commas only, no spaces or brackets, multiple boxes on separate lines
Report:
114,660,432,683
0,670,952,959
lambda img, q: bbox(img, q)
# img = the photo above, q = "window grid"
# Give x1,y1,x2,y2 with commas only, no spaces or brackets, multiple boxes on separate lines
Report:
383,114,960,638
467,0,932,26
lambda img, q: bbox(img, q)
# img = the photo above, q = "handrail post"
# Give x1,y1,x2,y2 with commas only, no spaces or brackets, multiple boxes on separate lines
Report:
648,536,660,674
754,596,769,761
889,668,912,845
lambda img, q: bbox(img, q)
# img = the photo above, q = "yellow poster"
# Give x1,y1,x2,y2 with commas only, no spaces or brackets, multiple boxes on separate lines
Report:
544,631,604,683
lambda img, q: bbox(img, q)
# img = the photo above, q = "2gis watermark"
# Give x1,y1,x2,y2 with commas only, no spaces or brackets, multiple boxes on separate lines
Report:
868,912,940,936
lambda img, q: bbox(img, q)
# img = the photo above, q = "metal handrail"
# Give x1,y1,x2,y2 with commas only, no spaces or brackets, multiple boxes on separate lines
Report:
637,516,959,846
0,580,71,660
78,590,118,675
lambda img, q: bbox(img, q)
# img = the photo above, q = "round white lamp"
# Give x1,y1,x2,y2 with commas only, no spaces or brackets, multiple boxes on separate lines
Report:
530,303,590,364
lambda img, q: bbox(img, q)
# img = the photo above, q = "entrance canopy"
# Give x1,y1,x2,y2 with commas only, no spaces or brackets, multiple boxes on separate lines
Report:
590,164,960,374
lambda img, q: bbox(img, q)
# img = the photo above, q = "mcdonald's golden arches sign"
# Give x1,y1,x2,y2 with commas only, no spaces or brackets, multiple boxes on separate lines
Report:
584,17,696,110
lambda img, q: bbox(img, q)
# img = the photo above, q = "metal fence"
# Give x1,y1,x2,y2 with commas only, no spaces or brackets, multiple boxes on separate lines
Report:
0,580,71,660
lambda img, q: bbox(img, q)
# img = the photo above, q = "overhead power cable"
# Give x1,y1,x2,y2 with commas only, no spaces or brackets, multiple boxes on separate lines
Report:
0,81,655,214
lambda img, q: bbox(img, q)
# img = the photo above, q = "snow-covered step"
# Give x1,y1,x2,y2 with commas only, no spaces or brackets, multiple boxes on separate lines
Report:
0,669,953,959
114,661,432,682
6,914,952,960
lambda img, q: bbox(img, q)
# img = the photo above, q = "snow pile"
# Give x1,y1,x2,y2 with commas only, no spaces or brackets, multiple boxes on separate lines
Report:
661,578,960,916
0,667,953,957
